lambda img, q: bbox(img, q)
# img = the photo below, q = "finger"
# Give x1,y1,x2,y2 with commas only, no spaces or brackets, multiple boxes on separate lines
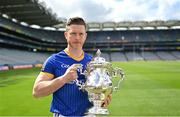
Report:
101,99,107,107
101,102,105,107
68,67,78,73
74,73,78,79
69,70,78,79
106,97,111,105
69,66,78,70
72,64,82,69
107,94,112,105
104,99,108,107
70,68,78,72
108,94,112,102
101,95,112,107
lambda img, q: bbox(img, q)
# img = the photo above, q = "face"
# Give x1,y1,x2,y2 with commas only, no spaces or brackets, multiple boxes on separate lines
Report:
64,24,87,50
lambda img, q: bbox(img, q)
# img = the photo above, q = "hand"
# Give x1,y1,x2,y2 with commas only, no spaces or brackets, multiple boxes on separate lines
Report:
101,94,112,108
63,64,81,83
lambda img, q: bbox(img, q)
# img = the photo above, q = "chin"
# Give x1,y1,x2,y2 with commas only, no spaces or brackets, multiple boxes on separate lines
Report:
69,43,83,49
74,45,82,48
74,47,82,50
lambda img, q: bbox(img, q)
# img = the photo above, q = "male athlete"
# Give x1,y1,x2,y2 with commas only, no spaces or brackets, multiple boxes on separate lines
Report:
32,17,111,116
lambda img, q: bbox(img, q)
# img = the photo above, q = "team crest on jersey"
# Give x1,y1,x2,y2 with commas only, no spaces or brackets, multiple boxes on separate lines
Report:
61,63,83,73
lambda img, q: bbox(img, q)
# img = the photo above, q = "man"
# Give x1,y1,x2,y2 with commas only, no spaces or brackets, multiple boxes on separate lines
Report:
32,17,111,116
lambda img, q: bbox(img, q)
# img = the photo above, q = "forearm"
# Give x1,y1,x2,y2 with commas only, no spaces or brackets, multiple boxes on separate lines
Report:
33,64,78,98
33,76,66,98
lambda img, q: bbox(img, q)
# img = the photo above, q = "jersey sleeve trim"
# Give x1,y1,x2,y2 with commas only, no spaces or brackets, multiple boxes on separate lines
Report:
39,72,54,79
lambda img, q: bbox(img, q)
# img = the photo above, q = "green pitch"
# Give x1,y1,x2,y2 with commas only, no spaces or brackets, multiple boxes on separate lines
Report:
0,61,180,116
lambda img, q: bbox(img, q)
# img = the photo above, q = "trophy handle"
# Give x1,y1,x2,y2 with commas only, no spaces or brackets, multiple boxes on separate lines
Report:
112,68,125,91
75,79,85,90
73,64,86,90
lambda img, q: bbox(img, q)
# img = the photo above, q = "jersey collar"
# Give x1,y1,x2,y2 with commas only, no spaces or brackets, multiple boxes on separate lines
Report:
64,48,84,61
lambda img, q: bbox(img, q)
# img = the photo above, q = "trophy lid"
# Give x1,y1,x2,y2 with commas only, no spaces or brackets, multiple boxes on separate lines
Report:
88,49,111,68
96,49,101,58
94,49,105,63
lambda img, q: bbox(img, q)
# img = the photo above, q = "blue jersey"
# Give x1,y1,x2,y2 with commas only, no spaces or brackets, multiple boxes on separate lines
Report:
41,50,93,116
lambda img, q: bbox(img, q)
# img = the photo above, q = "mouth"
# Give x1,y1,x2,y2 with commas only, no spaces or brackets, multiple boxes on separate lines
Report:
73,42,81,44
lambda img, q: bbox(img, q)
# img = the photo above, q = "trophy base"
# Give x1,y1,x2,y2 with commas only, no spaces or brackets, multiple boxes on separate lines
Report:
87,107,109,115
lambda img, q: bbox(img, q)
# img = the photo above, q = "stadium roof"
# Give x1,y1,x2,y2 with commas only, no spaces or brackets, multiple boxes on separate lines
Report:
54,20,180,31
0,0,65,26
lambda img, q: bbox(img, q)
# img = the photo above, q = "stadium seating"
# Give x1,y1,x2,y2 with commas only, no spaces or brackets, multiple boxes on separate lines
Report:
111,52,127,61
156,51,177,60
0,15,180,67
0,48,50,65
171,51,180,59
141,52,160,60
1,48,180,67
0,15,65,43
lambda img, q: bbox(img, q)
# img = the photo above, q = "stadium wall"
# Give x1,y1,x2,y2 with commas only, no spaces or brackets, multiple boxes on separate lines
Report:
0,63,42,71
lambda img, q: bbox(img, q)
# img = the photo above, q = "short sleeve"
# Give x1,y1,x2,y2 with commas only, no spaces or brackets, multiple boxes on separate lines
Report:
41,56,55,75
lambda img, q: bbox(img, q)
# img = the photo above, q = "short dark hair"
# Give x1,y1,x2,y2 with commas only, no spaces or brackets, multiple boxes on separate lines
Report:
66,17,87,31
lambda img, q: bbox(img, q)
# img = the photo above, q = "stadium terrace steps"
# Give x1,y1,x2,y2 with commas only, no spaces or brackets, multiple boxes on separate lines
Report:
142,52,160,60
125,52,144,61
101,53,110,61
0,48,50,65
0,48,180,66
156,51,177,60
111,52,127,61
171,51,180,59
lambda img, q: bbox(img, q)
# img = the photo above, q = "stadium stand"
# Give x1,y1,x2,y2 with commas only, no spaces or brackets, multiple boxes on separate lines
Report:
0,47,50,65
171,51,180,59
141,52,160,60
111,52,127,62
124,52,143,61
0,14,180,67
155,51,177,60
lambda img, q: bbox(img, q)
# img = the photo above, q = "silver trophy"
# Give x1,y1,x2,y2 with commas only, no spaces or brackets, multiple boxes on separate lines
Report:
76,49,125,115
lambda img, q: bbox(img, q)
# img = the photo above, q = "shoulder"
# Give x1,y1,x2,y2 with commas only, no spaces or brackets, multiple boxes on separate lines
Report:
43,50,66,65
48,50,67,61
41,50,65,72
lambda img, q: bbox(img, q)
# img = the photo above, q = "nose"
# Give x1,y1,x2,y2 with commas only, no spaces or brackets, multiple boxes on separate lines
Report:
75,34,82,40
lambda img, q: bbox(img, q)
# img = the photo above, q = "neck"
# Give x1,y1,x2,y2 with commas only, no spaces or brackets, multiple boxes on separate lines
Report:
67,46,83,57
65,46,84,61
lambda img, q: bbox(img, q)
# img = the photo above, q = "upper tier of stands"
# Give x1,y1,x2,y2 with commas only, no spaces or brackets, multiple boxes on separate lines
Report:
0,16,65,43
1,16,180,44
87,29,180,42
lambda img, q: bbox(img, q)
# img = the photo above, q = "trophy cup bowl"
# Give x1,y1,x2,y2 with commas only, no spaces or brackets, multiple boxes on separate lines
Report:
76,49,125,115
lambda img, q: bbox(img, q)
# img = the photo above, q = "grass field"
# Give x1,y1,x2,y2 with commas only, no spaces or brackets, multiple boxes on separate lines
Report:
0,61,180,116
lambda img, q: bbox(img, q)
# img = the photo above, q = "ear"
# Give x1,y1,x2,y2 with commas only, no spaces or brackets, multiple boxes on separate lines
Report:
84,32,87,39
64,31,68,40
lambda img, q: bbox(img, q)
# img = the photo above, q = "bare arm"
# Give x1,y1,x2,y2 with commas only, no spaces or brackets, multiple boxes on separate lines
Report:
32,64,79,98
32,74,65,98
